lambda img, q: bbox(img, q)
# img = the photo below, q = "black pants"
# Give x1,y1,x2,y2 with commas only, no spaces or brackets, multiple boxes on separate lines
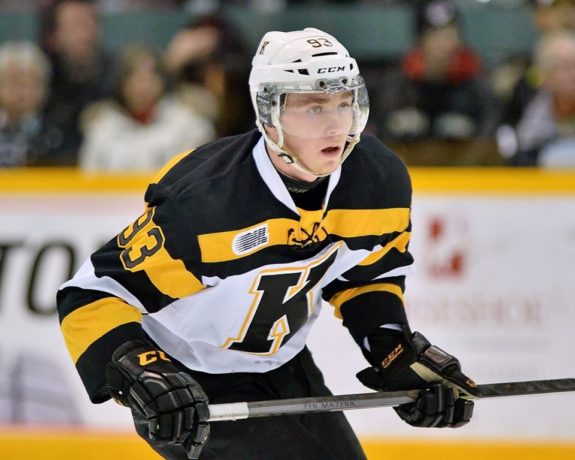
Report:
133,347,366,460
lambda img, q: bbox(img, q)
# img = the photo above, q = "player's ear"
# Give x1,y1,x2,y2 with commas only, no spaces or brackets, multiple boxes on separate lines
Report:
264,124,279,143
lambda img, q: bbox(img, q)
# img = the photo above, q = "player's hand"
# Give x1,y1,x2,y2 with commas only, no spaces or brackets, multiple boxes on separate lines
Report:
357,329,475,428
106,340,210,459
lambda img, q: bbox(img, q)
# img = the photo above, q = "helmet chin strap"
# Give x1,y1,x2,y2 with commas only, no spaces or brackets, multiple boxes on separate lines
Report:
257,119,360,179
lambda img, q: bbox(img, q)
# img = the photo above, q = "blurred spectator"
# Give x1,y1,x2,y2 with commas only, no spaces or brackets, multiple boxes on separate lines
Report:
0,0,43,11
532,0,575,32
39,0,116,166
497,31,575,166
495,0,575,129
372,0,493,142
163,12,254,137
79,44,215,172
0,41,54,167
0,0,183,12
97,0,181,12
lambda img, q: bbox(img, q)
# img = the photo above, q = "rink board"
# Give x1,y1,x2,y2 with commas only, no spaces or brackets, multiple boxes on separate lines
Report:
0,168,574,459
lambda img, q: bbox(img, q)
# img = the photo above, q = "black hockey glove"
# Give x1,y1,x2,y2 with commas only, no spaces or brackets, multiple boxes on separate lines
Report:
357,329,475,428
106,340,210,459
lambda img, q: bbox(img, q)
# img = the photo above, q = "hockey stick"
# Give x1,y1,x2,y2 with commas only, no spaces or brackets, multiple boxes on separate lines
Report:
207,378,575,422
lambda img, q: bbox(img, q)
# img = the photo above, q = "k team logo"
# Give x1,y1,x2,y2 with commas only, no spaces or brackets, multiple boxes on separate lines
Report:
232,224,269,255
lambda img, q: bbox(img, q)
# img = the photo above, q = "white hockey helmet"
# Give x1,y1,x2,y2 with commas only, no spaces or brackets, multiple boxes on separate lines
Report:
249,28,369,176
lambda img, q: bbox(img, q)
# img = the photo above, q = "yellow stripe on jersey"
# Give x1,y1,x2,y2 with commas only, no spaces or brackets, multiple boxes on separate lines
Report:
61,298,142,364
140,247,204,298
358,231,411,266
198,218,298,263
329,283,404,319
323,208,410,238
198,208,410,263
297,209,324,231
149,149,194,186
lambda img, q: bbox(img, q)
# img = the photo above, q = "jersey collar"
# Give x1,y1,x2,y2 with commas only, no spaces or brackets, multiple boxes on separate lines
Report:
252,135,341,215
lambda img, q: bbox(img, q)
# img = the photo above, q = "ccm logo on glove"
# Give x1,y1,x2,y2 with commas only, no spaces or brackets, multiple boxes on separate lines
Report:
358,329,476,428
382,343,404,368
138,350,171,366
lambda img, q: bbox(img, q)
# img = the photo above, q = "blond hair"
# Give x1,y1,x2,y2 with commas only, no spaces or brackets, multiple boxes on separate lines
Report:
0,41,51,85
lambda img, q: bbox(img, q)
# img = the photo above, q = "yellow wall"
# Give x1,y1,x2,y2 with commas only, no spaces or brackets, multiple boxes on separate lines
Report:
362,439,575,460
2,168,575,194
1,431,574,460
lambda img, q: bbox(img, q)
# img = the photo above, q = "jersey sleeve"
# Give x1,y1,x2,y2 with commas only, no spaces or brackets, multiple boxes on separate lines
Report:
57,186,205,403
322,154,414,347
323,231,413,347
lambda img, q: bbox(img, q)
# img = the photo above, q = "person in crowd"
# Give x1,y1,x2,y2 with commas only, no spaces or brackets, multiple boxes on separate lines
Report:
534,0,575,31
0,41,54,167
0,0,42,11
497,30,575,166
371,0,492,143
495,0,575,135
163,12,253,137
97,0,181,12
58,28,476,460
79,44,215,171
38,0,116,166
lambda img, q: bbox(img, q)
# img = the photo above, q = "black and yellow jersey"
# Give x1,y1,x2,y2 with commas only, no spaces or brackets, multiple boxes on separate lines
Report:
57,130,414,403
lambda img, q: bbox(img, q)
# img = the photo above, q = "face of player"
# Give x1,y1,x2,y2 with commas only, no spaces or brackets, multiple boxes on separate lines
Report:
267,91,354,181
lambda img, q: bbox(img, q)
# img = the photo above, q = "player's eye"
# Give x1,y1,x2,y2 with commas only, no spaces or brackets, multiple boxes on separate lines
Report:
338,101,352,111
308,106,322,115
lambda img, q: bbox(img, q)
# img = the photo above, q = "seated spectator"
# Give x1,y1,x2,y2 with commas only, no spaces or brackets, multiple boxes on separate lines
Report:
373,0,492,142
39,0,117,166
497,31,575,166
494,0,575,131
163,12,253,137
79,44,215,172
0,42,53,167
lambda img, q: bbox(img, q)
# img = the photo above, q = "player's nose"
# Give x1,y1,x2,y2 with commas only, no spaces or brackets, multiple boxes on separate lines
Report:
323,111,348,136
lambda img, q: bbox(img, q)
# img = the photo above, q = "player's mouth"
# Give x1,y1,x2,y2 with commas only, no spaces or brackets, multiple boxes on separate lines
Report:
320,146,342,156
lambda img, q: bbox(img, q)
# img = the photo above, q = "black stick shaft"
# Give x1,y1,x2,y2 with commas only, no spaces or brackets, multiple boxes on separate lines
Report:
473,378,575,398
206,378,575,422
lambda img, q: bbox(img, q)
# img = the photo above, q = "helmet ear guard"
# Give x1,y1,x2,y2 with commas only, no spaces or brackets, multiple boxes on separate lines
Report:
255,88,274,126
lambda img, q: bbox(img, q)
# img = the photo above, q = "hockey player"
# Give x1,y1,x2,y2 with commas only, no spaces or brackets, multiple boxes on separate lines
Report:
57,28,476,460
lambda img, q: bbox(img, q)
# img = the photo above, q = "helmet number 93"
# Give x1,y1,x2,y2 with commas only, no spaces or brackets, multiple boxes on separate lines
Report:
307,38,333,48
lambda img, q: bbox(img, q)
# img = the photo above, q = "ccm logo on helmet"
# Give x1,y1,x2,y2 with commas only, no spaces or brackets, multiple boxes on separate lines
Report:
318,66,345,73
